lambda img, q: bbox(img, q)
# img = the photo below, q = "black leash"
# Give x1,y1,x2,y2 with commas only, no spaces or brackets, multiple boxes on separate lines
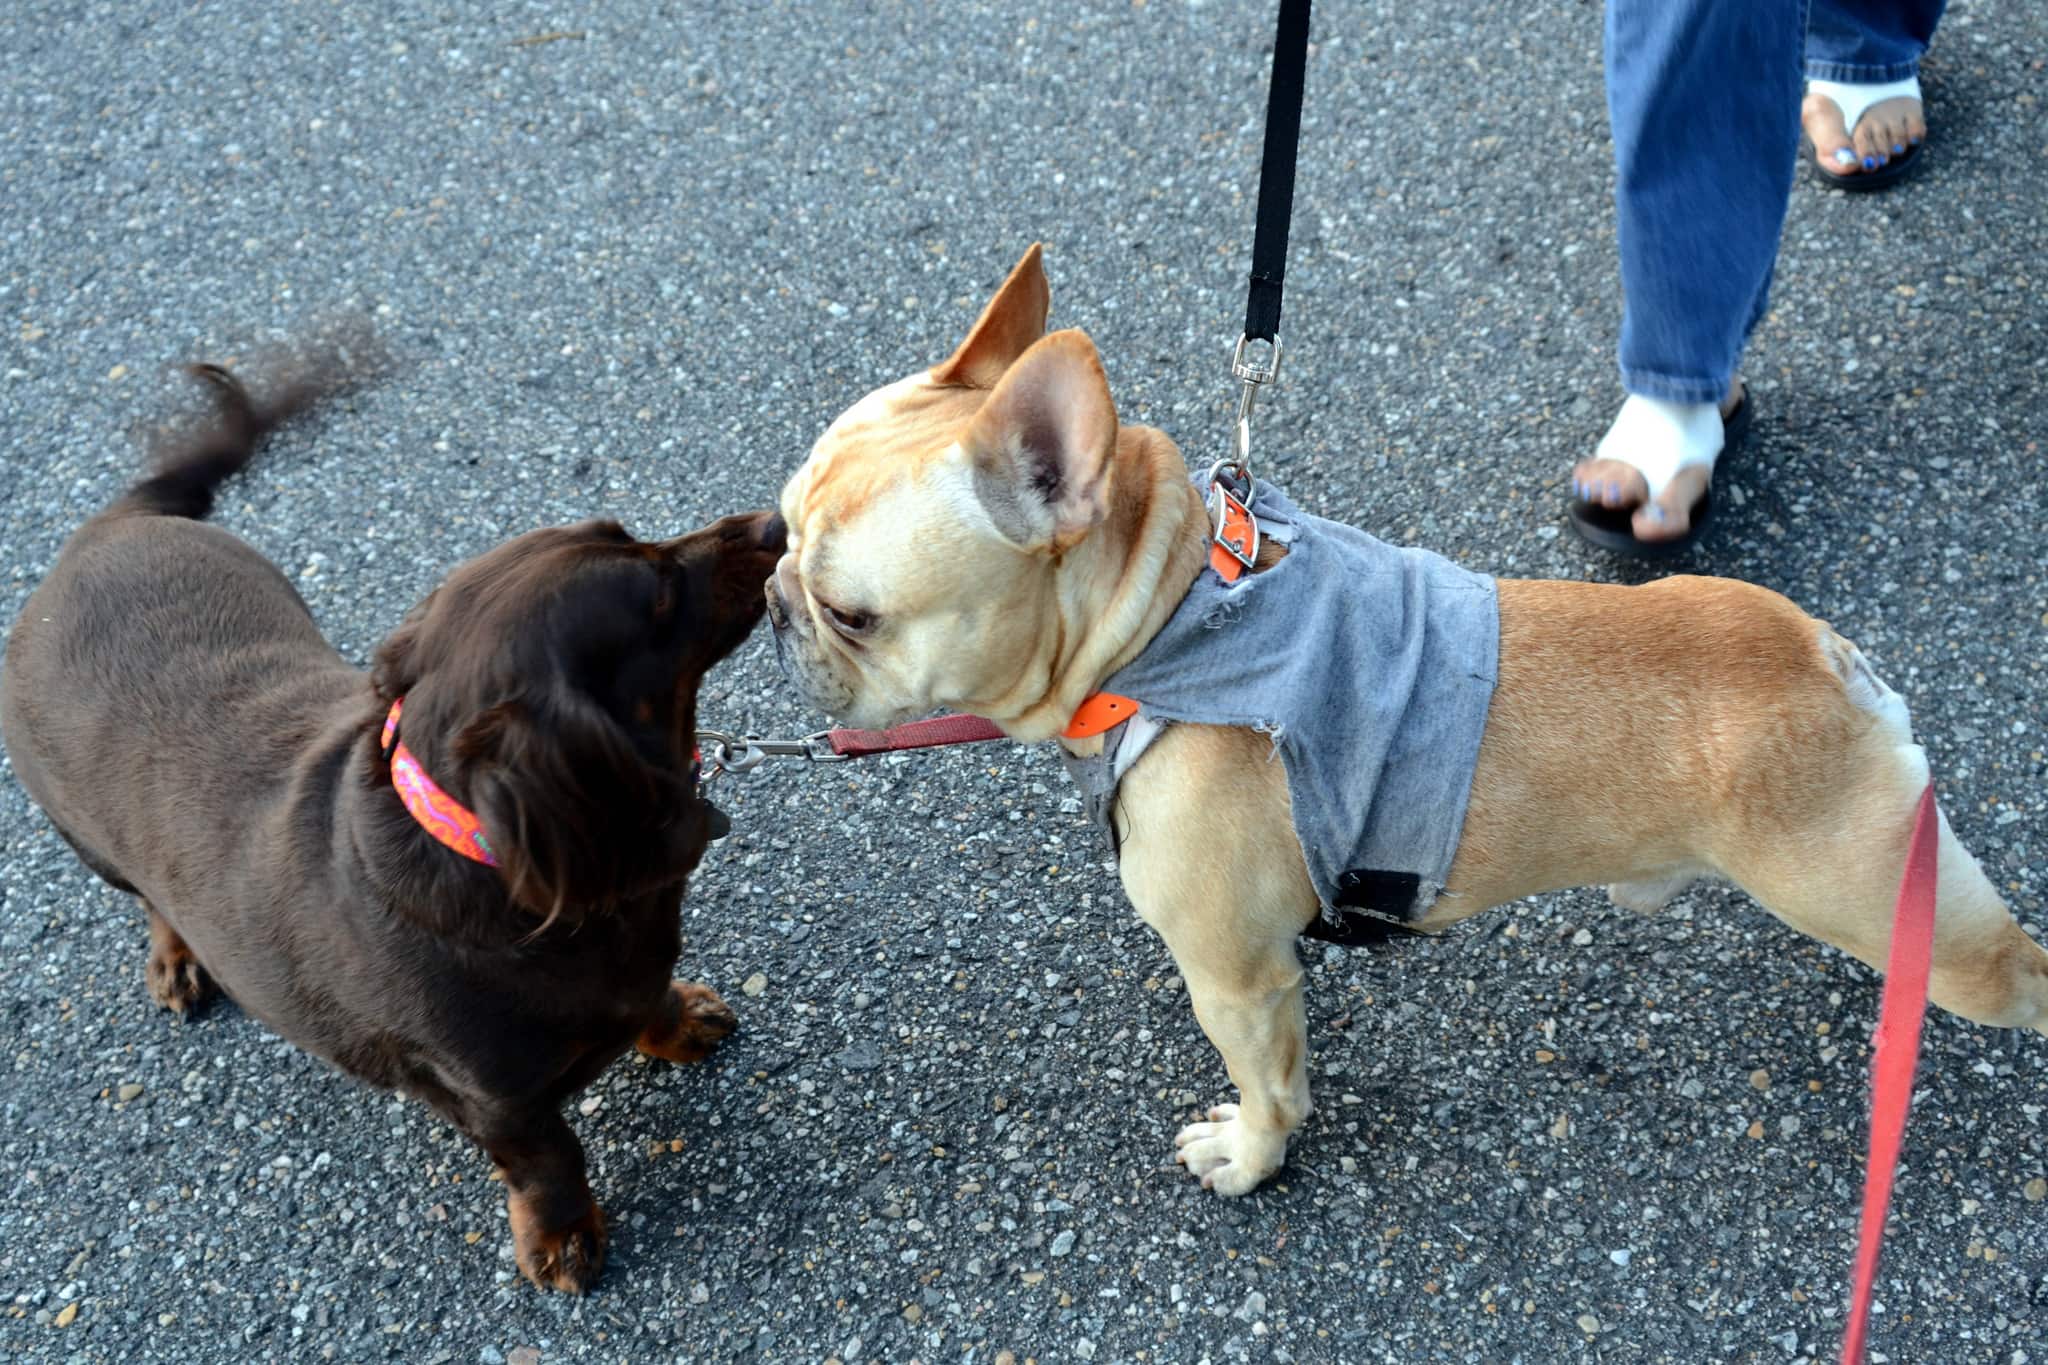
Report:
1243,0,1312,350
1217,0,1311,494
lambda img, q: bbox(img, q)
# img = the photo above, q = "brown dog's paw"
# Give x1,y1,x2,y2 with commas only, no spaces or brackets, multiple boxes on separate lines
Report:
506,1190,608,1293
145,913,216,1016
634,981,737,1065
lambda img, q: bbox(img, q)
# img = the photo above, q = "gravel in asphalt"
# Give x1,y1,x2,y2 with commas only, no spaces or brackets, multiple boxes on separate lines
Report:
2,2,2043,1362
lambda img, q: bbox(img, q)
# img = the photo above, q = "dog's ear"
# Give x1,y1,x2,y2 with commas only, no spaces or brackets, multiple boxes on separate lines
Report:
959,328,1118,550
370,590,439,702
453,696,702,921
931,243,1050,389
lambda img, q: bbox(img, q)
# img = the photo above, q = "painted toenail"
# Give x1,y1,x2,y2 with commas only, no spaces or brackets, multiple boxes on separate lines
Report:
1892,144,1904,154
1833,148,1858,166
1605,482,1620,500
1862,156,1879,170
1648,504,1667,522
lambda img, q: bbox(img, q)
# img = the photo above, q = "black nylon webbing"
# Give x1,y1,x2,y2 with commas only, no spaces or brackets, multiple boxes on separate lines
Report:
1242,0,1312,344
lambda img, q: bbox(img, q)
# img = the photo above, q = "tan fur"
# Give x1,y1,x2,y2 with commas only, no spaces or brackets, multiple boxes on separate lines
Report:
771,245,2048,1196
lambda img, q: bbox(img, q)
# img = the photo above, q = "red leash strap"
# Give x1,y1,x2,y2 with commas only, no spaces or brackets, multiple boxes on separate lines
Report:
1839,782,1940,1365
824,714,1008,758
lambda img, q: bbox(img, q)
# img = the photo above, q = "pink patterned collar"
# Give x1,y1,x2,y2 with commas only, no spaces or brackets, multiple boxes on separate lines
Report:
380,698,500,867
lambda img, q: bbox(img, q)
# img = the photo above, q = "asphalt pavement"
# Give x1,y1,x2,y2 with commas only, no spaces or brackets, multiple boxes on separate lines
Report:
2,2,2044,1362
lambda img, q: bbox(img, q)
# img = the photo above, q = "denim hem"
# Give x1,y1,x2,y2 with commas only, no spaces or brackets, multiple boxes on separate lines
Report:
1804,59,1921,84
1618,369,1728,405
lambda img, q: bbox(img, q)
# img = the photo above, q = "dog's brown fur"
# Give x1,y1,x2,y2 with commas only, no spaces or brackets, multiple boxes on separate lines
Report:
770,245,2048,1196
1,344,783,1289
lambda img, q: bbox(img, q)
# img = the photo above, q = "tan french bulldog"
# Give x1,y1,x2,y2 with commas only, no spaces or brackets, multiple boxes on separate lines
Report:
767,244,2048,1195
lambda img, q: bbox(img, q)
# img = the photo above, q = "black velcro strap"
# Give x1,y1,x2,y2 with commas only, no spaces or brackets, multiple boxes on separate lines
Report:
1299,868,1425,949
1243,0,1313,344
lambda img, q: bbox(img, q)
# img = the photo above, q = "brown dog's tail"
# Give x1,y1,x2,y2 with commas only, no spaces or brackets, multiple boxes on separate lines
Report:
114,319,379,521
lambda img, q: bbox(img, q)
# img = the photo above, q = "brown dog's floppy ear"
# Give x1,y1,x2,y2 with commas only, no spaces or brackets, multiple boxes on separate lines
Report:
931,243,1050,389
959,328,1118,550
370,590,439,702
453,696,699,922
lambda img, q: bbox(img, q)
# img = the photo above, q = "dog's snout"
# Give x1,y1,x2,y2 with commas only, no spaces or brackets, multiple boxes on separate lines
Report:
760,512,788,555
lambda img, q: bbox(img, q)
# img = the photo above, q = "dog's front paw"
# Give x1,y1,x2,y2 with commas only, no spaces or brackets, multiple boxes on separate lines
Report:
507,1190,608,1293
635,980,738,1065
146,935,216,1016
1174,1103,1286,1196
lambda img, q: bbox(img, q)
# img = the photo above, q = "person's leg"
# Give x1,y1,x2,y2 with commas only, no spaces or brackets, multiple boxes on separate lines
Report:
1803,0,1946,178
1572,0,1801,544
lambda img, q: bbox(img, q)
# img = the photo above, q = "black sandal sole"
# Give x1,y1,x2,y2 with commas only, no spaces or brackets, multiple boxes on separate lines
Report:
1567,392,1752,559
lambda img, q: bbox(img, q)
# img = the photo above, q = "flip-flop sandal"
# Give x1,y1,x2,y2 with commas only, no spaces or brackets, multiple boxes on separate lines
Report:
1808,76,1925,193
1568,389,1751,559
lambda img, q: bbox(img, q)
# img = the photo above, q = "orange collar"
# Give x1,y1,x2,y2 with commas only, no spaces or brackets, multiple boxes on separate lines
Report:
381,698,500,867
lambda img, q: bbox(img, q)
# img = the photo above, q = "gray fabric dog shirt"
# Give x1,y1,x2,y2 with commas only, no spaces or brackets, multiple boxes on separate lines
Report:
1059,477,1499,939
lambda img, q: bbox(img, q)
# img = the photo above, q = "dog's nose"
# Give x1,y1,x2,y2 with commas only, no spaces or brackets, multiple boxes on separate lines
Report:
760,512,788,555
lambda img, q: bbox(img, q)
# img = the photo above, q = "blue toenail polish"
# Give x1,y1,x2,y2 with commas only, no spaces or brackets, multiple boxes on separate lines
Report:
1892,143,1904,154
1863,155,1879,169
1649,505,1667,522
1606,482,1620,500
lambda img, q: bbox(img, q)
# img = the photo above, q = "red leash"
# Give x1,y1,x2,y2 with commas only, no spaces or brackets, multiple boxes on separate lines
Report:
822,714,1006,758
1839,781,1940,1365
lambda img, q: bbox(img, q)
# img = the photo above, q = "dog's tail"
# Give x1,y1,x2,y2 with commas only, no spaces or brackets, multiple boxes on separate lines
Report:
112,319,379,521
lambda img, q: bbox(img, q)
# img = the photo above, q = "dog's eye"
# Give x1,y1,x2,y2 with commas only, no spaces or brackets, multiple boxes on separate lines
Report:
821,601,874,635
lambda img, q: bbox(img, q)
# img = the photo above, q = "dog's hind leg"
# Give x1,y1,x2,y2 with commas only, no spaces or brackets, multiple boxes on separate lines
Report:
1722,697,2048,1036
145,903,216,1016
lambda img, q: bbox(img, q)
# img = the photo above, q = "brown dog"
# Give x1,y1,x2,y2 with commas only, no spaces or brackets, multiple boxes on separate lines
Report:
1,343,782,1290
768,244,2048,1196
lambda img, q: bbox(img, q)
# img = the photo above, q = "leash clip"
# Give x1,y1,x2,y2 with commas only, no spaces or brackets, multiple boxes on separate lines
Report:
1223,333,1281,486
695,728,847,781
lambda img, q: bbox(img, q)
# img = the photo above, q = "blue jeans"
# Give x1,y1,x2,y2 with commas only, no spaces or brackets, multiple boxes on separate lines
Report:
1605,0,1945,404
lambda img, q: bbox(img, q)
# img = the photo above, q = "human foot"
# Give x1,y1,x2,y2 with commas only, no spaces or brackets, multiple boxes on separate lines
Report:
1804,77,1925,186
1570,382,1746,545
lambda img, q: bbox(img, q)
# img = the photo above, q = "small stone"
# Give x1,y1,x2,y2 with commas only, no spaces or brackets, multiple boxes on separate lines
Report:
577,1095,600,1115
1571,929,1593,947
1770,1329,1799,1355
54,1303,78,1328
902,1305,922,1324
1749,1069,1771,1090
1747,1121,1765,1140
1780,1116,1801,1137
1019,1270,1045,1285
1535,1050,1557,1064
1550,1114,1571,1139
118,1084,144,1102
994,1354,1017,1365
479,1350,505,1365
1609,1249,1631,1268
1236,1290,1267,1322
107,364,128,382
2024,1178,2046,1203
507,1349,541,1365
1049,1230,1076,1257
688,1282,710,1304
742,973,768,997
1576,1313,1600,1334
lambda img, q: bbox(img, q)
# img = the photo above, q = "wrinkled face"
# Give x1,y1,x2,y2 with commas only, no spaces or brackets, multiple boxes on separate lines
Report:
766,245,1122,730
767,378,1049,728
